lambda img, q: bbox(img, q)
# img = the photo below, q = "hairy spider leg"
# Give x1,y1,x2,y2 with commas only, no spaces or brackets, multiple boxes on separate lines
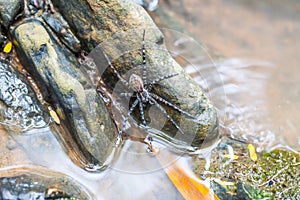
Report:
115,99,139,147
100,46,131,90
150,72,179,86
136,92,154,150
136,94,147,126
149,96,185,134
142,30,147,87
120,92,133,97
149,93,196,119
148,72,179,91
121,91,154,149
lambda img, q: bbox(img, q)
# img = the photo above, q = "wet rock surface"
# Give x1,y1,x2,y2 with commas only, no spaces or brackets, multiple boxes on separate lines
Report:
0,0,222,197
0,0,220,168
0,168,93,200
42,12,81,53
12,19,117,171
0,0,24,28
51,0,219,148
0,57,47,131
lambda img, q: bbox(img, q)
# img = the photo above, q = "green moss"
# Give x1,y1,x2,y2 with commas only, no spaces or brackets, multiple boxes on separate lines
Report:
194,140,300,199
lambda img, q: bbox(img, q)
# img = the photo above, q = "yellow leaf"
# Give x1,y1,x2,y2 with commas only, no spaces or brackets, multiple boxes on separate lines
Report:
224,154,239,160
50,110,61,124
214,179,236,186
248,144,258,161
37,9,44,17
226,191,237,195
3,41,12,53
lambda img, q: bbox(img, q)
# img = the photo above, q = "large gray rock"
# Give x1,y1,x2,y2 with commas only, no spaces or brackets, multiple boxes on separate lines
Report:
51,0,219,148
12,19,118,171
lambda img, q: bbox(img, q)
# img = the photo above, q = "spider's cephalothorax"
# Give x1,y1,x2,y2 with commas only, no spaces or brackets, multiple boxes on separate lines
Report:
129,73,151,103
100,30,196,148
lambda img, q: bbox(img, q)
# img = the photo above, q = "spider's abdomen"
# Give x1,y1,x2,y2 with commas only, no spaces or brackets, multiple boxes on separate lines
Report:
129,74,144,92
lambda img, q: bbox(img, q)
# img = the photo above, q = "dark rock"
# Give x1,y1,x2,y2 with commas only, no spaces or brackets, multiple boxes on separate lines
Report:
236,181,253,200
42,12,81,53
0,167,93,199
12,19,118,171
211,181,237,200
212,181,260,200
0,0,24,28
51,0,219,148
0,26,4,45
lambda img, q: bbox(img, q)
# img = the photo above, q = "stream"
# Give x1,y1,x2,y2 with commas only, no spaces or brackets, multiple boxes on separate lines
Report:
0,0,299,199
152,0,300,149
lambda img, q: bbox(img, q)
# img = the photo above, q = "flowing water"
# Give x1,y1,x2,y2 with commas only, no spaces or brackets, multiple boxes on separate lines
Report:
0,0,300,199
152,0,300,149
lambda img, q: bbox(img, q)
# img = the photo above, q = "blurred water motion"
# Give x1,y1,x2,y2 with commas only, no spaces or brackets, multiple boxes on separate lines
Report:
186,58,278,150
154,0,300,149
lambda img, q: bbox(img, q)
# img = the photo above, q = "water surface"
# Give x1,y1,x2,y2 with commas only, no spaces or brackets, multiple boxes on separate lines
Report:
1,0,299,199
152,0,300,148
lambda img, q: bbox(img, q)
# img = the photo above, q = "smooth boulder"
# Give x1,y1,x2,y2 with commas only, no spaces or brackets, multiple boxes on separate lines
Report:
51,0,219,148
12,19,118,171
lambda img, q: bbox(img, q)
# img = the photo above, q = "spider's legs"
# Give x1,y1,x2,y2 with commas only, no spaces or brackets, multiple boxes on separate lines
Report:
143,134,155,152
120,92,133,98
115,99,139,147
99,46,131,89
142,30,147,87
149,93,196,119
149,96,185,134
147,83,153,92
136,93,154,150
148,73,179,91
136,94,147,126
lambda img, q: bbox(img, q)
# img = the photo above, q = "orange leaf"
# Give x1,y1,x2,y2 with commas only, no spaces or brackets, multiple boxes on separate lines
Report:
155,149,219,200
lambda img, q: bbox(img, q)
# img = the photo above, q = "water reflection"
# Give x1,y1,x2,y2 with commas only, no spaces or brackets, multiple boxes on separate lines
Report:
161,29,284,151
11,127,183,199
190,57,283,150
152,0,300,149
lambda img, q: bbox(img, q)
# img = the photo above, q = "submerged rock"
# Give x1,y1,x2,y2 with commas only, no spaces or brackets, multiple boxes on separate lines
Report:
12,19,118,171
211,181,254,200
0,57,47,131
51,0,219,148
0,167,93,199
0,0,24,28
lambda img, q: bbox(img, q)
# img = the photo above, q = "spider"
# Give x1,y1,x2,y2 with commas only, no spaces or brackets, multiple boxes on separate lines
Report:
100,30,196,149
